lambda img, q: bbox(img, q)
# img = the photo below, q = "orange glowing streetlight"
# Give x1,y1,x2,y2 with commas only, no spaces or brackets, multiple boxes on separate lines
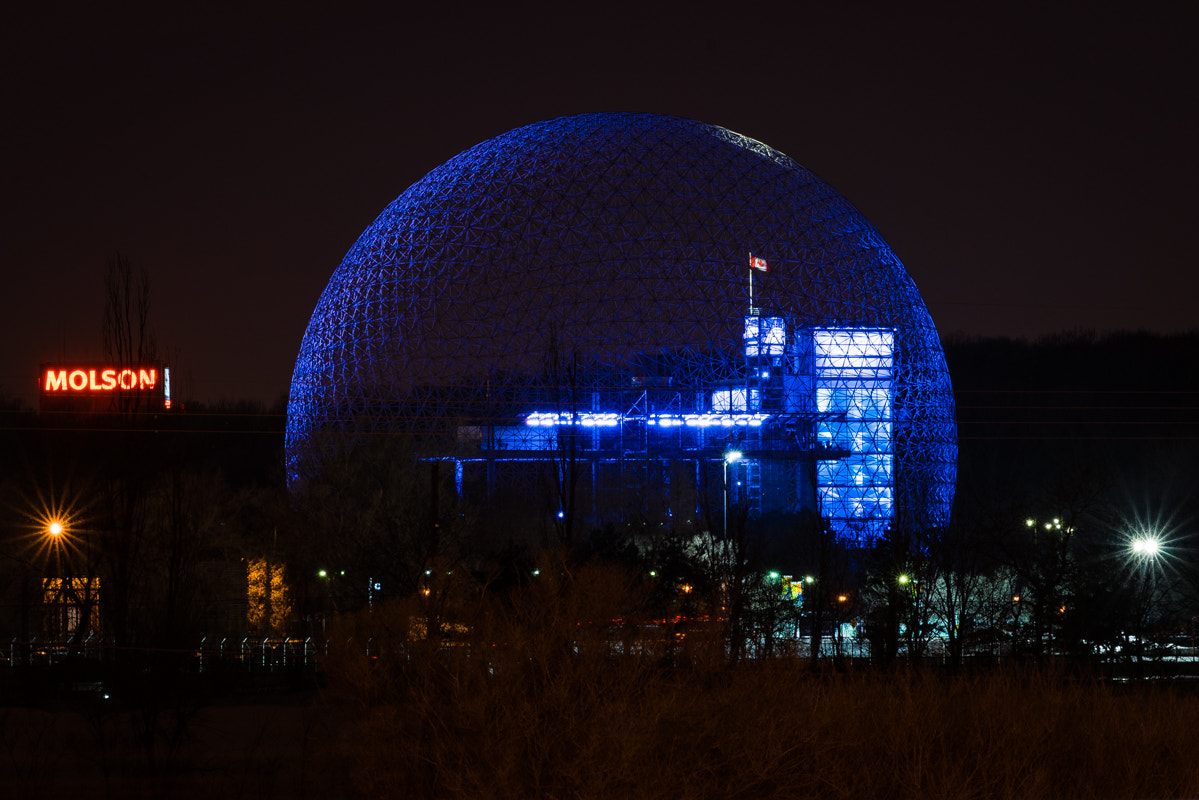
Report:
41,519,70,568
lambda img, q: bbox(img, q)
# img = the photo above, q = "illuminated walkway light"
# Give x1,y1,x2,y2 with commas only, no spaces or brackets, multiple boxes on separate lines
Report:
525,411,773,428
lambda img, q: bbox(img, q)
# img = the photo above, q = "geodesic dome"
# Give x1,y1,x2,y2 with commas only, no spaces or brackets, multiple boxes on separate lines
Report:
287,113,956,540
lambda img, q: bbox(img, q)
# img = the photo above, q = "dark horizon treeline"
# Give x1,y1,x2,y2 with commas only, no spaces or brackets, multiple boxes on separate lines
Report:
945,329,1199,533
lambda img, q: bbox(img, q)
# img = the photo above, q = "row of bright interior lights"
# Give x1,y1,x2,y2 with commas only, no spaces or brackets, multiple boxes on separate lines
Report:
525,412,771,428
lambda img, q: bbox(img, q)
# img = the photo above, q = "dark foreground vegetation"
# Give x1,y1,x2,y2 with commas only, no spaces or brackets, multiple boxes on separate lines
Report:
5,563,1199,800
317,562,1199,800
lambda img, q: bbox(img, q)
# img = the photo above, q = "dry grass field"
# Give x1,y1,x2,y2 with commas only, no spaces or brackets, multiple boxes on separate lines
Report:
321,569,1199,800
0,694,354,800
5,668,1196,800
4,563,1198,799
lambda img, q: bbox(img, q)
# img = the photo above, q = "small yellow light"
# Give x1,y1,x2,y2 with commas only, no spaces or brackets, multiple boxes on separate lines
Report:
48,521,63,536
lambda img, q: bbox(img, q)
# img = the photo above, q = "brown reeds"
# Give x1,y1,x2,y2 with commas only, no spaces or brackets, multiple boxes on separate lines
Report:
325,563,1199,800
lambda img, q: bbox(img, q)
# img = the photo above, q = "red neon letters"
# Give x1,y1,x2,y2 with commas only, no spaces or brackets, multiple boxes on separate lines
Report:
43,368,157,393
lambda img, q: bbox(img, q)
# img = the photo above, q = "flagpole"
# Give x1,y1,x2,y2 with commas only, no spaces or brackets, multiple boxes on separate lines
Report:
748,252,767,314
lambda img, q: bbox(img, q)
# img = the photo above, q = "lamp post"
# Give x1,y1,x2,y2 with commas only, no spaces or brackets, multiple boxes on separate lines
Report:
1130,532,1162,662
45,520,67,642
722,449,742,540
45,519,67,582
22,522,65,660
1022,515,1072,658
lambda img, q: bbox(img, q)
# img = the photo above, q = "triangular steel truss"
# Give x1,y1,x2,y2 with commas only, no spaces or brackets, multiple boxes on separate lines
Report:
287,114,956,543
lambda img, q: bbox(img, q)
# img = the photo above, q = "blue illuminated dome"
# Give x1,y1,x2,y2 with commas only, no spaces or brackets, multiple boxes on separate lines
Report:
288,113,956,543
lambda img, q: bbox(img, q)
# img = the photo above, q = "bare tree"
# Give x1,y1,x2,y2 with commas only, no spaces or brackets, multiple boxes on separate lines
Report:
103,253,157,414
97,254,158,648
148,467,226,647
919,515,1012,667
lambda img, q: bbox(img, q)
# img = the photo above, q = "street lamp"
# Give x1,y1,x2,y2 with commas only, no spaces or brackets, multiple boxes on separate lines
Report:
42,519,72,641
1131,536,1161,558
1128,531,1164,662
722,449,742,539
43,519,69,569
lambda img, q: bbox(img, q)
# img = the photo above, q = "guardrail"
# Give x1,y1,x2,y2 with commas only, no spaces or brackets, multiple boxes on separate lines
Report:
3,635,321,673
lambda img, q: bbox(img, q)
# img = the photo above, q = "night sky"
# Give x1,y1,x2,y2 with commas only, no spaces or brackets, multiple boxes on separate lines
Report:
3,3,1195,408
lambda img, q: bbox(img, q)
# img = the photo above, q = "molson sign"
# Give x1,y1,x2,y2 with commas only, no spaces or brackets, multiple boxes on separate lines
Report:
39,362,171,413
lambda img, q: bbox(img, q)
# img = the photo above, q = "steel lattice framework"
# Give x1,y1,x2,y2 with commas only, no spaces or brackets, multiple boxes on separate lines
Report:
287,113,956,542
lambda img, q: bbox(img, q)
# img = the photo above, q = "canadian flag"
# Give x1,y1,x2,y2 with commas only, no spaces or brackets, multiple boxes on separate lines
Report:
749,253,769,272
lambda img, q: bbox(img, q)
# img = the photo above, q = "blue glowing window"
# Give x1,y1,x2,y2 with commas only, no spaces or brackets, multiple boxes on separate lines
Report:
813,329,893,377
711,387,760,413
813,328,894,541
744,316,787,357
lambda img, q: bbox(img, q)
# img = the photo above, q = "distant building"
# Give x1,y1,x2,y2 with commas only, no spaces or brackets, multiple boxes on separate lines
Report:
286,114,956,543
